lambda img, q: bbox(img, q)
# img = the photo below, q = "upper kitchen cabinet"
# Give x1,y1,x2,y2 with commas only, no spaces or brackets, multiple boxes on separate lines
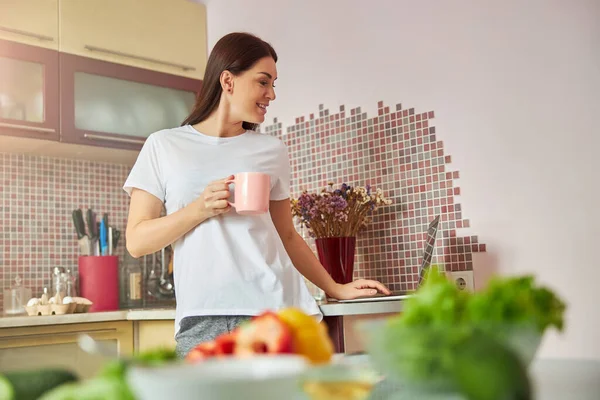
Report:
0,0,59,50
0,38,59,141
59,52,200,151
59,0,207,80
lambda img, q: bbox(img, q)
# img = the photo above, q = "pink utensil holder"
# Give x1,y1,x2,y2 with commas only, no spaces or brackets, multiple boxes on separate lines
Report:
78,255,119,312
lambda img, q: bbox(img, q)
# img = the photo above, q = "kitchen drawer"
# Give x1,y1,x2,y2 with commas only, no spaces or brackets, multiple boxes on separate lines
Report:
0,321,133,378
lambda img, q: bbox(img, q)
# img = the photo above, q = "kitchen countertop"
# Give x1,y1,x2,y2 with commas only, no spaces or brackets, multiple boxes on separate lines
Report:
318,298,404,316
0,309,172,329
529,358,600,400
0,298,404,329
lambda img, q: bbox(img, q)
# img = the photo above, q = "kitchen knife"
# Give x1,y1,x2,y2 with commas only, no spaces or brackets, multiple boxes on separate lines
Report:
86,209,97,240
112,229,121,249
99,218,108,256
72,209,90,256
108,226,113,256
72,209,86,239
86,209,99,255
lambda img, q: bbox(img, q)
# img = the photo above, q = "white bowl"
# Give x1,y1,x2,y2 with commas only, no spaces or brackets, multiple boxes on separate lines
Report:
126,355,309,400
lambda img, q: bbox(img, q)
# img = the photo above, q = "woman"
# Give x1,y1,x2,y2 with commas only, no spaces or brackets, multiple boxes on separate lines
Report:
123,32,390,358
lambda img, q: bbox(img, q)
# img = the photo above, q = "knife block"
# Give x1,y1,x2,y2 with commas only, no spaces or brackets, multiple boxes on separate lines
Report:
78,256,119,312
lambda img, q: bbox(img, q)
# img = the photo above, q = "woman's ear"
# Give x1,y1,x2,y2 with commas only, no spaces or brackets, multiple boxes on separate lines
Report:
220,70,234,93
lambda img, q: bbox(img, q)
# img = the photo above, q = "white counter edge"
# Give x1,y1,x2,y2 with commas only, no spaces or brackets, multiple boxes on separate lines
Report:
1,299,405,329
318,299,404,316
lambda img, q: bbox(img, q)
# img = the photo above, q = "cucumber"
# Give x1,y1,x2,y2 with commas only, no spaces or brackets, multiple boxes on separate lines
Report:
39,376,135,400
0,369,78,400
0,375,15,400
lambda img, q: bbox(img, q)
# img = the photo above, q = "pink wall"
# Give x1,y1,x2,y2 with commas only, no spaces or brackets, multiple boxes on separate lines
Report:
205,0,600,358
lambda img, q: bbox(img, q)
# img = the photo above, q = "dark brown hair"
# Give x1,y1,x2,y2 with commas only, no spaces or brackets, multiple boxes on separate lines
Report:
181,32,278,131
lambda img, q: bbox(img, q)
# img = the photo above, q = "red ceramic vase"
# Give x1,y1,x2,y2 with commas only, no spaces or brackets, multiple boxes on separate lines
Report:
315,237,356,284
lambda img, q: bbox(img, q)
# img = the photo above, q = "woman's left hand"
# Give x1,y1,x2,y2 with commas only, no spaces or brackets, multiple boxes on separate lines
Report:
329,279,392,300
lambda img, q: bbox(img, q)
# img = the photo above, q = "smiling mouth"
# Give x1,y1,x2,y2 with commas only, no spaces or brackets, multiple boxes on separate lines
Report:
257,103,268,114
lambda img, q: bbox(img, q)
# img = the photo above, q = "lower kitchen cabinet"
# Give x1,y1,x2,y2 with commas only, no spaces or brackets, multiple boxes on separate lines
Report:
0,311,397,379
343,313,398,354
323,312,399,354
133,320,176,353
0,321,133,379
0,319,177,378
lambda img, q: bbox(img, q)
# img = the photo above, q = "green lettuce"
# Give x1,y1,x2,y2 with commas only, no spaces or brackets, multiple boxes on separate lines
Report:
371,267,566,400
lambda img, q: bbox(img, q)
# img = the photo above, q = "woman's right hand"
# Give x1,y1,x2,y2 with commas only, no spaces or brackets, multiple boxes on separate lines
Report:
126,177,233,258
194,175,234,219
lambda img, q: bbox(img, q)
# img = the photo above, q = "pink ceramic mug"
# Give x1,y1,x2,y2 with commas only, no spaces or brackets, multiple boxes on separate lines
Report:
227,172,271,215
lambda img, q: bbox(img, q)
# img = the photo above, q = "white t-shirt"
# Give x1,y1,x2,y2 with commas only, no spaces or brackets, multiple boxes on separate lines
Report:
123,125,322,334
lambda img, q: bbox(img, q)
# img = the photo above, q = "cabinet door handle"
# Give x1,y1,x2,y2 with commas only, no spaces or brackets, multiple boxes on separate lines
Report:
0,122,56,133
1,328,117,341
83,45,196,72
0,26,54,41
84,133,146,145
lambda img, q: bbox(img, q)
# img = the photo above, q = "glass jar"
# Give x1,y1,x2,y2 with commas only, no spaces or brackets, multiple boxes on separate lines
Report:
3,275,31,315
65,268,77,297
122,252,143,308
51,267,67,298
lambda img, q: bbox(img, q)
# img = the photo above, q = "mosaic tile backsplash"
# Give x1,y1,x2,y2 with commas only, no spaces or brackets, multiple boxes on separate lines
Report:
0,99,486,310
261,101,486,293
0,154,131,311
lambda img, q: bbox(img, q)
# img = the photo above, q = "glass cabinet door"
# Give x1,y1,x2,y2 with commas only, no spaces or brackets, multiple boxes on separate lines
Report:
73,73,196,138
60,52,201,151
0,39,59,140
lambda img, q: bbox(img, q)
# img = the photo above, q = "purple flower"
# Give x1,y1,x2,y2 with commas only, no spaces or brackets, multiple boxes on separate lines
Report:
337,183,351,200
315,194,347,216
296,193,318,222
291,182,392,238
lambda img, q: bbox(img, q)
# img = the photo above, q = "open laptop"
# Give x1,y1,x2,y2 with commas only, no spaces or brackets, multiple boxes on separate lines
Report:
330,215,441,303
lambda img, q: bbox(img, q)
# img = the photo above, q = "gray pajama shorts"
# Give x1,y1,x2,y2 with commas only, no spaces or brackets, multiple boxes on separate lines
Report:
174,315,251,359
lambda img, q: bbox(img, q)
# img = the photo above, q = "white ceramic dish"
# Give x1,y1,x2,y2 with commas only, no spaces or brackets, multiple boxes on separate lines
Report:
126,355,309,400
